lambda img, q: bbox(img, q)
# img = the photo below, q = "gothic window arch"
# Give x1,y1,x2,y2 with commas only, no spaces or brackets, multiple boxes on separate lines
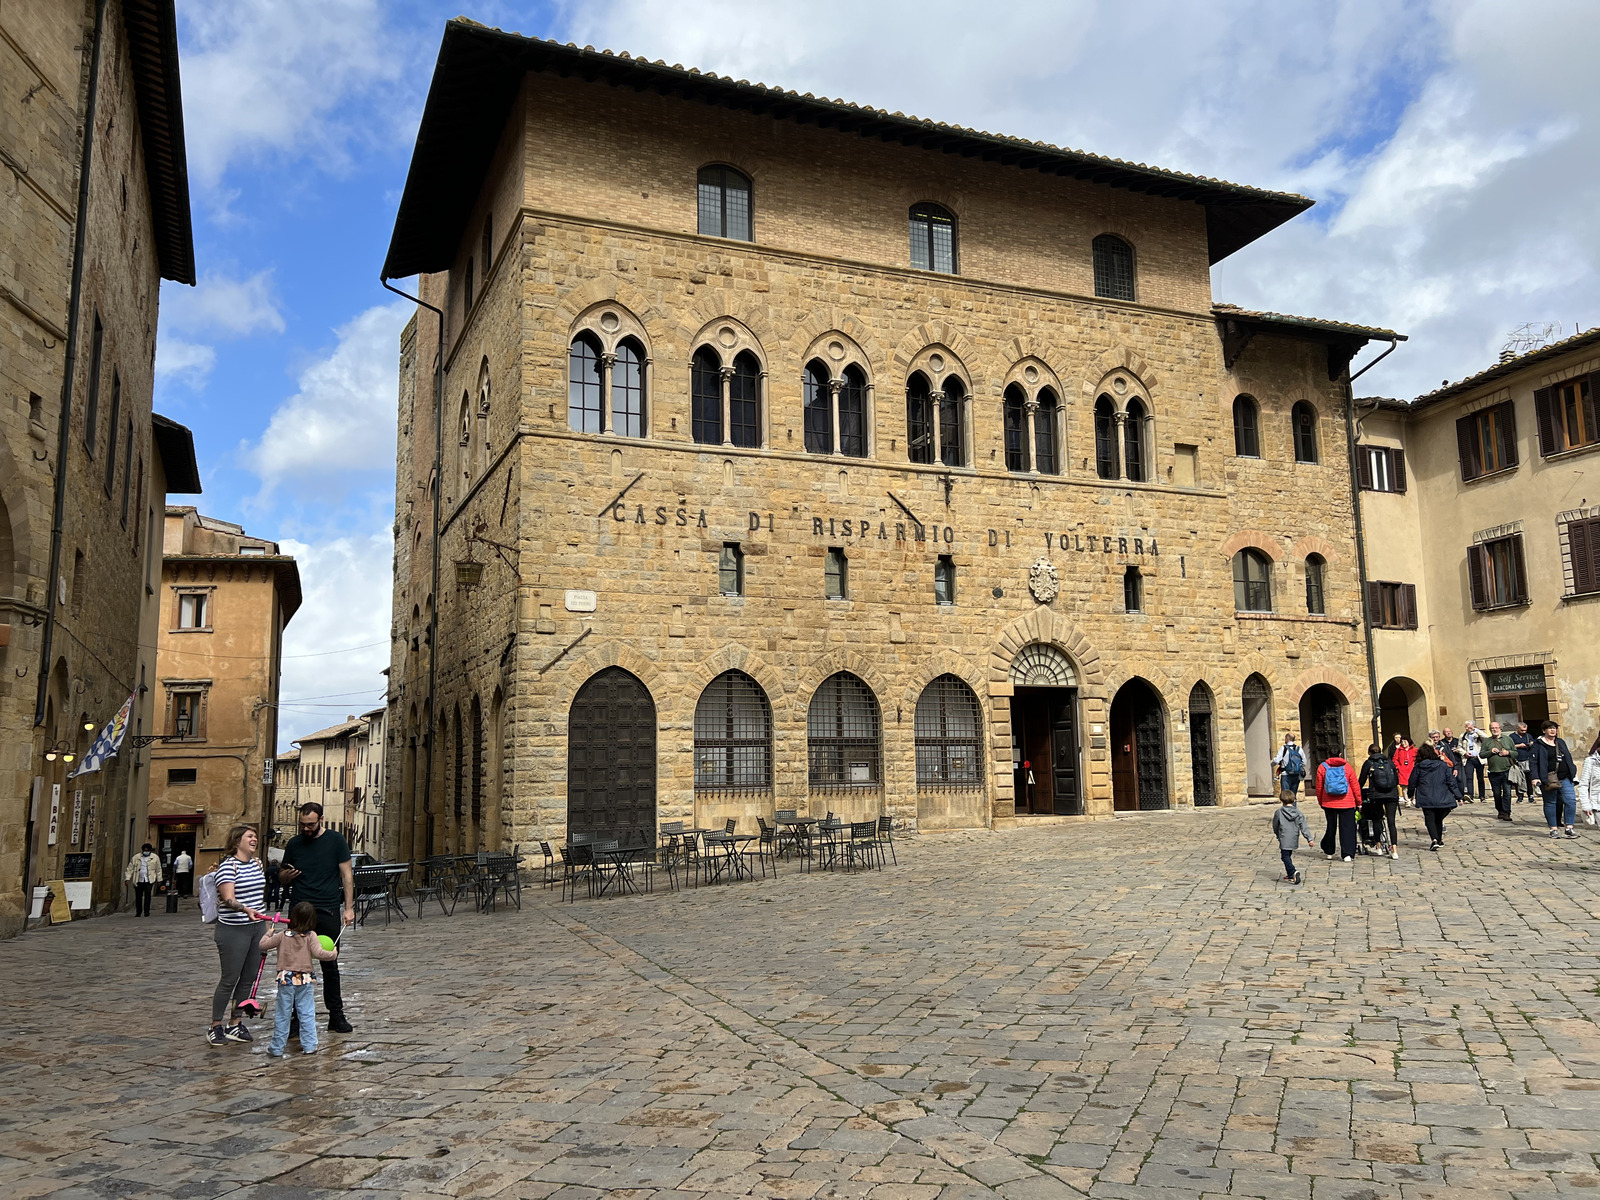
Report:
906,372,934,464
1003,384,1029,472
693,670,772,791
567,304,652,438
612,338,645,437
697,164,752,240
568,332,603,433
804,360,832,454
691,346,722,445
909,202,957,273
1293,401,1319,463
456,391,473,492
914,675,983,787
1123,397,1148,482
940,376,966,467
1092,234,1135,301
1094,395,1119,480
840,364,868,457
1305,553,1327,615
1233,548,1274,612
1233,394,1260,458
1034,387,1060,475
476,357,492,473
730,350,761,448
807,672,881,788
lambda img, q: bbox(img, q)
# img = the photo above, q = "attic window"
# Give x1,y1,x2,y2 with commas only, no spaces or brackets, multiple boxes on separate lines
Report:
239,545,266,556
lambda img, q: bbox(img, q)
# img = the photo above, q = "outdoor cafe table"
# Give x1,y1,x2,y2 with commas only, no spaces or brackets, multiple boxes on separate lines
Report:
774,815,816,861
593,843,652,898
699,832,756,884
809,821,847,871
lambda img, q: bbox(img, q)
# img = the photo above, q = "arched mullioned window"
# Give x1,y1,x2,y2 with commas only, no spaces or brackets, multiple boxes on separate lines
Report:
914,675,984,787
693,670,772,790
1233,549,1274,612
730,351,761,448
1123,398,1148,482
909,203,956,273
1003,385,1029,472
803,360,832,454
939,376,966,468
1305,553,1327,615
1034,387,1060,475
611,338,645,437
1292,401,1319,463
839,365,867,457
691,346,722,445
1233,395,1261,458
807,672,881,788
1094,395,1119,480
568,333,603,434
1092,234,1135,301
907,372,935,465
697,165,752,240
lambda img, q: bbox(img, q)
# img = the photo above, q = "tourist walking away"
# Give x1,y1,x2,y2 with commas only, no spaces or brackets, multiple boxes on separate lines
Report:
265,856,283,913
125,843,163,916
208,825,268,1047
1460,723,1484,802
1272,793,1313,884
1409,743,1463,850
1274,735,1306,797
1579,734,1600,828
1530,721,1579,839
1392,735,1418,803
279,802,355,1033
1358,744,1401,856
1484,721,1519,820
1315,746,1361,862
259,901,339,1056
173,848,194,897
1512,722,1536,801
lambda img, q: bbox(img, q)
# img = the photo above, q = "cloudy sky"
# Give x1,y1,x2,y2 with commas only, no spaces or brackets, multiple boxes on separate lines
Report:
158,0,1598,746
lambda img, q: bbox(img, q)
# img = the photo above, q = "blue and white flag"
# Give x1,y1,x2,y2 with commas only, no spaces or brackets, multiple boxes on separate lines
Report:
69,693,134,778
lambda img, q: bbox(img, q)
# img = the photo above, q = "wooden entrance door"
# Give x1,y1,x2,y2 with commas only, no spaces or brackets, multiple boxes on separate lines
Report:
1011,689,1080,815
1300,684,1347,773
567,668,656,839
1189,683,1216,807
1111,679,1168,811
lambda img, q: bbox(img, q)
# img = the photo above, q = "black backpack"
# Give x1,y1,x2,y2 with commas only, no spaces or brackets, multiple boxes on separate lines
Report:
1368,756,1398,792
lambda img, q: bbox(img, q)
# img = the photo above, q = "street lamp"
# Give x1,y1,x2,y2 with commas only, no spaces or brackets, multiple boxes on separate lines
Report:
43,741,75,764
131,710,191,749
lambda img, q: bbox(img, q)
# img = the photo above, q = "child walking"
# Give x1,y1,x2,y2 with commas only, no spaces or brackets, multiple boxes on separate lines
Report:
259,901,338,1056
1272,792,1313,884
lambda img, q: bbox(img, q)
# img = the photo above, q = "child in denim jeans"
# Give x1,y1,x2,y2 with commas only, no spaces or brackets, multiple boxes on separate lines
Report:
1272,794,1313,884
258,902,338,1056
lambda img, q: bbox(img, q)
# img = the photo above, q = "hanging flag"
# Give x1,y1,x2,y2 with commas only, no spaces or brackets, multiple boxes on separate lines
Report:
69,693,135,779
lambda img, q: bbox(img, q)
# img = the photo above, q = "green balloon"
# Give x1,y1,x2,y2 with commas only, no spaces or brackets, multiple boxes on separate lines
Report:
317,934,336,953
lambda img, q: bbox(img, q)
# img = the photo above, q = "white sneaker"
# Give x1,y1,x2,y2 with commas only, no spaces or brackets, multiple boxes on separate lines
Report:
1343,856,1353,863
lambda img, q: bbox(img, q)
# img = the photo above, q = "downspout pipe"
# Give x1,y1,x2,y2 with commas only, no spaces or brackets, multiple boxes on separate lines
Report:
381,277,443,865
1344,336,1401,748
36,0,109,727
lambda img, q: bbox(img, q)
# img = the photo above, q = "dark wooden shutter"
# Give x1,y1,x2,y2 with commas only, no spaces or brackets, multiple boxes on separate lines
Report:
1534,388,1557,457
1401,583,1418,629
1569,517,1600,596
1467,544,1487,610
1356,446,1374,490
1456,415,1479,481
1366,581,1383,625
1511,535,1529,604
1586,374,1600,445
1498,401,1519,468
1390,448,1406,493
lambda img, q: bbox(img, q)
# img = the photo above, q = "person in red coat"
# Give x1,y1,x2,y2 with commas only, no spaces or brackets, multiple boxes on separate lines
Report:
1391,736,1418,803
1315,746,1363,862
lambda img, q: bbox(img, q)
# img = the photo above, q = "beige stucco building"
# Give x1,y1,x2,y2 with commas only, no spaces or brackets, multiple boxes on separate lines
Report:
378,22,1402,858
292,716,362,841
145,509,300,875
2,0,197,931
1361,331,1600,754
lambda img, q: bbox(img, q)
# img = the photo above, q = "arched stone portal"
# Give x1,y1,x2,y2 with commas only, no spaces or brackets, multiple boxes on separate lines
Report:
1111,678,1167,811
1242,674,1274,797
568,667,656,839
1378,677,1426,746
1299,683,1348,772
1008,643,1081,815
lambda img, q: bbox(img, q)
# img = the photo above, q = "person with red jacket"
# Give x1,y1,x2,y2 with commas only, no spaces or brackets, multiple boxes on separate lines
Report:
1315,745,1362,862
1391,736,1418,804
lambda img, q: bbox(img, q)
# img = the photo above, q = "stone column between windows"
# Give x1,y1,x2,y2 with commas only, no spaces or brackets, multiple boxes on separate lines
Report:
1024,398,1039,474
718,365,734,448
1112,409,1127,473
598,351,615,436
863,382,875,458
827,378,843,457
930,390,944,465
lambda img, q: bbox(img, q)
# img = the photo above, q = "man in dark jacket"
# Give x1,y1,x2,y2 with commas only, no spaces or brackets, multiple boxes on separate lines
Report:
1530,721,1579,839
1511,722,1536,801
1358,743,1401,856
1409,743,1463,850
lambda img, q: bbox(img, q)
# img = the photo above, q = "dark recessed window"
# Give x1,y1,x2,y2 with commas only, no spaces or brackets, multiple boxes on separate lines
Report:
568,333,602,433
1092,234,1135,301
104,371,121,494
697,165,752,241
167,768,197,785
1368,580,1418,629
85,313,104,457
940,377,966,468
909,203,956,273
1094,395,1119,480
719,543,744,596
839,365,867,458
824,547,848,600
1358,445,1404,492
1468,534,1528,610
1456,401,1517,481
1124,565,1143,613
1233,395,1260,458
1003,385,1028,472
176,592,209,629
1233,549,1273,612
1292,401,1319,463
1124,398,1148,482
1535,375,1600,456
1034,388,1059,475
730,351,761,448
481,215,493,278
611,338,645,438
934,555,955,605
691,346,722,445
804,361,832,454
906,372,934,465
1305,554,1327,615
464,258,474,310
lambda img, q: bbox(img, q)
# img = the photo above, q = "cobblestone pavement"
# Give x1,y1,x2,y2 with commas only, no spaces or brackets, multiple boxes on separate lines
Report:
3,802,1600,1199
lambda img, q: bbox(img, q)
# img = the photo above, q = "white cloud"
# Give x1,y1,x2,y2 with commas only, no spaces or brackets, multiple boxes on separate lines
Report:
154,337,217,390
246,300,411,499
164,270,286,338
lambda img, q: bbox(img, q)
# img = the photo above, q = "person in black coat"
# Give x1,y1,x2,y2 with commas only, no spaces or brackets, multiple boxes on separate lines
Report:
1529,720,1579,839
1358,743,1402,856
1408,743,1463,851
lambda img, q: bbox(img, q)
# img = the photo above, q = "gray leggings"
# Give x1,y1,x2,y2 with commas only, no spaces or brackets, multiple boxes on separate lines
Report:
213,921,264,1024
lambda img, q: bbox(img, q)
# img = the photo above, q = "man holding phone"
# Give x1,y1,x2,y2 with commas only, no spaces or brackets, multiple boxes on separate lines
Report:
278,802,355,1033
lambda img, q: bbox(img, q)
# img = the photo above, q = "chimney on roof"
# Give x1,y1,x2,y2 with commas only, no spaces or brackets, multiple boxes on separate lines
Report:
1498,350,1516,363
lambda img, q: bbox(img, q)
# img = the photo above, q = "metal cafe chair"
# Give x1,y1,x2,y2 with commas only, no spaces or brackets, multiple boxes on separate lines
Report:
845,821,880,873
874,815,897,866
748,818,780,879
414,856,458,917
538,841,559,889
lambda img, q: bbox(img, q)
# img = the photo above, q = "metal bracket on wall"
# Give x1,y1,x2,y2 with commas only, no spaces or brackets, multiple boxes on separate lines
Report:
537,627,592,676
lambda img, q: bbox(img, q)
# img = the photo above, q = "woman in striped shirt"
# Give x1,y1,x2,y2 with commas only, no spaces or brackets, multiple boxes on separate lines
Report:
210,824,268,1047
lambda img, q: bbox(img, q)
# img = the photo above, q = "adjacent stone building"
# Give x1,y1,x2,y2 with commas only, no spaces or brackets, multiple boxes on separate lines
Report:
380,22,1400,855
270,746,300,843
2,0,197,930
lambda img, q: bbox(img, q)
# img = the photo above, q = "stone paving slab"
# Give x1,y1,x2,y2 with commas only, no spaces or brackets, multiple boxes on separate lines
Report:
1,804,1598,1197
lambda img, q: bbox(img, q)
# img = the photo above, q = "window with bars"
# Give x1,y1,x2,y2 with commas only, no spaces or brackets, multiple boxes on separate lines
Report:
1233,549,1272,612
1003,385,1028,471
1233,395,1260,457
906,373,934,464
824,547,848,600
1563,515,1600,597
1367,580,1418,629
1468,534,1528,610
1094,395,1119,479
934,555,955,605
1124,565,1143,613
807,672,881,787
909,203,956,273
1292,402,1319,463
1034,389,1059,474
914,675,983,787
611,339,645,437
691,346,722,444
697,165,752,240
1456,400,1517,481
940,377,966,467
1357,445,1405,492
730,351,761,448
1535,374,1600,456
694,670,772,790
1305,554,1327,615
718,543,744,596
1092,234,1134,301
803,361,831,453
568,334,602,433
1124,398,1148,482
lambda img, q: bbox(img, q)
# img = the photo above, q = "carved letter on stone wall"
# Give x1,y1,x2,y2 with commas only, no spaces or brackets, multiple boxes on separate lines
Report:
1028,557,1059,605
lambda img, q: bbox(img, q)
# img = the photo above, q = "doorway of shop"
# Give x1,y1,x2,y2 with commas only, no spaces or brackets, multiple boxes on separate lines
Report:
1010,688,1081,815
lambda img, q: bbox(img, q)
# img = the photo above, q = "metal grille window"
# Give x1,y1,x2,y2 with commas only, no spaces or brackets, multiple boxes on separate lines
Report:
695,670,772,790
1233,549,1273,612
1233,395,1260,457
697,165,752,240
1124,398,1148,481
840,365,867,457
909,203,956,273
730,351,761,448
1305,554,1327,615
906,373,934,464
1094,396,1119,479
825,547,848,600
935,555,955,605
1003,385,1028,471
719,543,744,596
1124,565,1143,613
1034,389,1059,474
612,339,645,437
691,346,722,444
804,361,832,453
1092,234,1135,301
808,672,881,787
1292,402,1319,463
915,675,982,787
568,334,602,433
940,376,966,467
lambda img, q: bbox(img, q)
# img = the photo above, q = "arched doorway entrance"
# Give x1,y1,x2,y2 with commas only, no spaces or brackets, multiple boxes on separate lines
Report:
1110,678,1167,811
1378,677,1425,745
1008,643,1080,815
1242,674,1274,797
1299,684,1348,772
1188,682,1217,806
568,667,656,839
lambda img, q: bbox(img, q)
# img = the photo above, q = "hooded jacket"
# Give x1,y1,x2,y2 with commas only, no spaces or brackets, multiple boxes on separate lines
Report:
1272,802,1313,850
1314,758,1361,809
1409,756,1463,809
1391,744,1418,787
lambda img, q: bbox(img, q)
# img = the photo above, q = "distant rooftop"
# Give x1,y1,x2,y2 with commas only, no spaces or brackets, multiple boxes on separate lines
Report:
1411,326,1600,410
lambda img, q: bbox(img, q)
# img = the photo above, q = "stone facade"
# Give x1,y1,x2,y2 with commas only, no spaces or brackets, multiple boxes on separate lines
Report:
382,27,1385,858
0,0,195,931
270,747,300,842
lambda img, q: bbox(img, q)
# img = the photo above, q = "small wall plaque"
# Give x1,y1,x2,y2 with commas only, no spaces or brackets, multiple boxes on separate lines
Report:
564,590,597,613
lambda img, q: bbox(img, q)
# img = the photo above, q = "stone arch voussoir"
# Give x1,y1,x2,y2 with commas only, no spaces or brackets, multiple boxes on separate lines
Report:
548,643,668,732
1292,534,1344,564
901,649,989,715
552,277,670,348
1081,346,1161,397
677,293,777,353
892,320,980,374
791,650,894,726
991,609,1106,689
684,644,786,713
791,309,885,370
1220,529,1287,562
1285,666,1361,707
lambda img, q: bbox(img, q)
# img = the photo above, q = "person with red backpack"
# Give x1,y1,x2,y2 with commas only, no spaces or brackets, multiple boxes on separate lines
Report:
1315,744,1362,862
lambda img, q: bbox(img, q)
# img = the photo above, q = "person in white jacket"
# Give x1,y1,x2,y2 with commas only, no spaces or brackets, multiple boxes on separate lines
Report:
1579,733,1600,827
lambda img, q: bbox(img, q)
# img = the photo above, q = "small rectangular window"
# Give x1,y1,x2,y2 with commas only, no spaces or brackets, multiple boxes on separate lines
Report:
176,592,209,629
1468,535,1528,610
1367,581,1418,629
1123,565,1143,613
718,542,744,596
166,767,197,785
1357,445,1406,493
1535,375,1600,456
170,691,203,739
104,371,121,494
824,548,848,600
934,555,955,605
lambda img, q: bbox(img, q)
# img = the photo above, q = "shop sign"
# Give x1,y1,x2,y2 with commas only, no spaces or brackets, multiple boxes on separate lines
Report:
47,784,60,846
1486,667,1546,695
69,790,82,845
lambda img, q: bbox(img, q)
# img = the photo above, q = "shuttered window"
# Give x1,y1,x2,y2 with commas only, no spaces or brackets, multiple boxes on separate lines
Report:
1356,445,1406,493
1563,516,1600,597
1366,581,1418,629
1534,374,1600,457
1456,401,1517,481
1467,535,1528,610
